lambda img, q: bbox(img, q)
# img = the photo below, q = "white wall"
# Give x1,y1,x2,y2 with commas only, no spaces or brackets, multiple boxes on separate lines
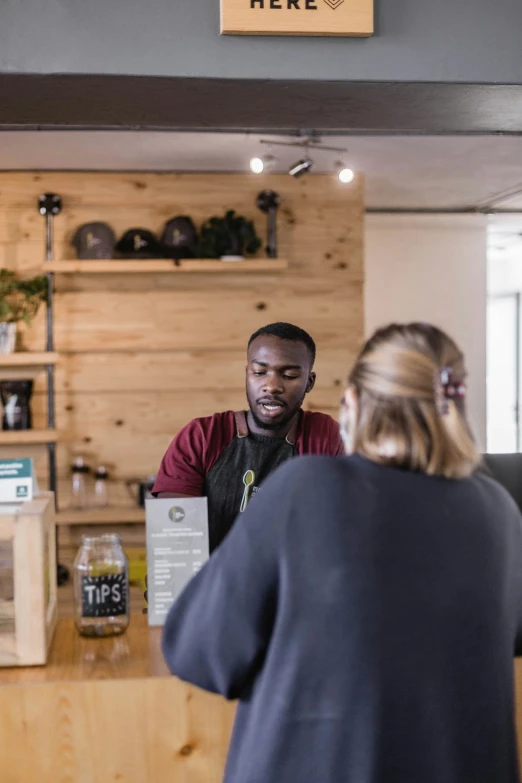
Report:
488,216,522,296
365,214,488,449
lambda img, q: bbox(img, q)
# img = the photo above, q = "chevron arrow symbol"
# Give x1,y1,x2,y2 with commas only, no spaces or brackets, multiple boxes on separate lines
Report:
323,0,344,8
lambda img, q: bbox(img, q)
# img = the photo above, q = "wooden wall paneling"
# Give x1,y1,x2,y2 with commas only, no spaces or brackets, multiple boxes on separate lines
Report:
0,173,363,279
0,172,364,525
50,348,354,393
0,171,361,214
23,284,363,353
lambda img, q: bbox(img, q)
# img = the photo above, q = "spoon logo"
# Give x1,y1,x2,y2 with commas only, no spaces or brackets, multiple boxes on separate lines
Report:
168,506,186,523
240,469,256,513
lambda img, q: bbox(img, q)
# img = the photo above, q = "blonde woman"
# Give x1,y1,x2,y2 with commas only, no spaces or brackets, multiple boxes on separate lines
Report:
162,323,522,783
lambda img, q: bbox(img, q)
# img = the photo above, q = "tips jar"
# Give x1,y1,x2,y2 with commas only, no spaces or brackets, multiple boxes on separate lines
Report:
73,534,130,637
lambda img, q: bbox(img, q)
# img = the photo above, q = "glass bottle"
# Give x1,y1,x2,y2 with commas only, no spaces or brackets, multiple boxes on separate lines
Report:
93,465,109,508
71,457,90,509
73,534,130,637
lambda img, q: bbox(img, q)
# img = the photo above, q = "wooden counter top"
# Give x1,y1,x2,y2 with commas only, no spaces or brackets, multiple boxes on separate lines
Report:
0,614,169,685
0,614,235,783
4,618,522,783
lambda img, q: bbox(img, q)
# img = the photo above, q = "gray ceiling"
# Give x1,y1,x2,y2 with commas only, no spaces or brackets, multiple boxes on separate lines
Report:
2,131,522,212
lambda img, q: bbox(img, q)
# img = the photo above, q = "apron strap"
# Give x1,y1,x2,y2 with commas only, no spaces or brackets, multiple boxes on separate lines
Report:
234,411,249,439
285,411,300,446
234,410,300,445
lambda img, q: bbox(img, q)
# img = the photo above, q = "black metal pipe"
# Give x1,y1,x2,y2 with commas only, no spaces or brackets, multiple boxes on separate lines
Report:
267,208,277,259
46,269,57,505
45,213,53,262
46,262,62,581
257,190,280,259
40,194,67,584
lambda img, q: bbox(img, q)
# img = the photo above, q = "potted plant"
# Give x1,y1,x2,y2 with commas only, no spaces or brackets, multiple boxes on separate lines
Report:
0,269,48,354
194,210,262,261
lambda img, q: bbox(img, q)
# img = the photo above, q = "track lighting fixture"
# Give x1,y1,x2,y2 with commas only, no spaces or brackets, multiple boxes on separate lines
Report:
288,158,313,178
248,138,357,183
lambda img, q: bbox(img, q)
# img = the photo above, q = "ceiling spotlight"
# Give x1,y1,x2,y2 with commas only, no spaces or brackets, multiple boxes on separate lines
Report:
250,154,276,174
338,166,355,184
250,157,265,174
288,158,313,178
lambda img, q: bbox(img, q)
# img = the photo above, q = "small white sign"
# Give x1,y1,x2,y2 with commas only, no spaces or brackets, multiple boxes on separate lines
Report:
146,497,209,627
0,458,39,503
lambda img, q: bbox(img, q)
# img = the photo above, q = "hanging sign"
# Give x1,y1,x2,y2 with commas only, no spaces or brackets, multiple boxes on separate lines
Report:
220,0,373,37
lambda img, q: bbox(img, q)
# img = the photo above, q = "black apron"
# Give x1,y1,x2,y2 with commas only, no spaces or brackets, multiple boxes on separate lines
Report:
203,411,299,552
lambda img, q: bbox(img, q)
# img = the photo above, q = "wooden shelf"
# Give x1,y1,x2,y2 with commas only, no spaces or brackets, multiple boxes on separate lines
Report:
43,259,287,274
0,429,57,445
0,352,58,367
57,506,145,526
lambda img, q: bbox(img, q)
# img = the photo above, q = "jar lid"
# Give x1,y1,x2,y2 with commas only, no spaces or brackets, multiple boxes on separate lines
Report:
81,533,121,545
71,456,90,474
94,465,109,479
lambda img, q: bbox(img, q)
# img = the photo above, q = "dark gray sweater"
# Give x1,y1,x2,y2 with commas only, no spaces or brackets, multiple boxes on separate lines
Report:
162,454,522,783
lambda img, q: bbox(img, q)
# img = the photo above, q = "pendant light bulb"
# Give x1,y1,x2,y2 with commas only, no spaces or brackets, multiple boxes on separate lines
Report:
338,166,355,184
250,157,265,175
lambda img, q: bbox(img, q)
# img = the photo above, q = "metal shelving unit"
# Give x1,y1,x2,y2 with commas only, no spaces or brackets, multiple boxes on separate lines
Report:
38,193,68,585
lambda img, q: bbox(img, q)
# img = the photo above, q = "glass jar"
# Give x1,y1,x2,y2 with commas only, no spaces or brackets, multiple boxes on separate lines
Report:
93,465,109,508
71,457,90,509
73,534,130,637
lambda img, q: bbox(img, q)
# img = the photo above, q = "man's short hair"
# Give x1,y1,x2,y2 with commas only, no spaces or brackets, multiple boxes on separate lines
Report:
248,322,316,368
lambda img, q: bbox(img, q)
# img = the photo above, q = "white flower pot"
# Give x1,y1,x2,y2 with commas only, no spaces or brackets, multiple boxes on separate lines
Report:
0,323,16,354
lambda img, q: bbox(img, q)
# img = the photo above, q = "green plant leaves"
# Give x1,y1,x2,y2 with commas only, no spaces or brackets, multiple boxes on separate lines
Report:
193,210,262,259
0,269,48,324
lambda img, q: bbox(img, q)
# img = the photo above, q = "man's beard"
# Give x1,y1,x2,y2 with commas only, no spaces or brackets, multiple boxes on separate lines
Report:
247,389,307,432
249,406,296,432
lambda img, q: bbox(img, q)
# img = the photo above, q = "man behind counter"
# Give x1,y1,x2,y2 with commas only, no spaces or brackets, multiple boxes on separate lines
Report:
152,322,343,551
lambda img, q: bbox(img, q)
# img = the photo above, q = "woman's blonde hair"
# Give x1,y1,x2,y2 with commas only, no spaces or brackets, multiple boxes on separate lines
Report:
344,323,480,479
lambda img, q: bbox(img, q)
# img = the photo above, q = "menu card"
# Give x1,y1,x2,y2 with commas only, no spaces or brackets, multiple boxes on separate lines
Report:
145,497,209,627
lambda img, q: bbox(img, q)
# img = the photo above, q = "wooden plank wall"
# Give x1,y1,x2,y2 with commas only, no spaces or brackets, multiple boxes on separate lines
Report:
0,171,363,598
